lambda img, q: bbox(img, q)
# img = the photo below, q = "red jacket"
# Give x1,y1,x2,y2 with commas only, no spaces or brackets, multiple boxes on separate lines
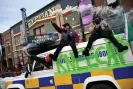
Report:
51,22,79,43
2,67,7,73
14,67,19,76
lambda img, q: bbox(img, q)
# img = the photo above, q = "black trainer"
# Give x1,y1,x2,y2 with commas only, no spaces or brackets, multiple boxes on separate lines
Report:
82,49,90,56
49,54,57,61
45,60,53,69
118,46,128,52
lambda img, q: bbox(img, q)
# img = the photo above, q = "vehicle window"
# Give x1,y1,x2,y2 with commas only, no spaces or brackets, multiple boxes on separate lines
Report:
21,60,53,73
33,61,53,72
33,62,44,71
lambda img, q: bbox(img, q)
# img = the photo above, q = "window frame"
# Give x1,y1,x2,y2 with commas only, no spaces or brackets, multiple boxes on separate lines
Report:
34,25,45,36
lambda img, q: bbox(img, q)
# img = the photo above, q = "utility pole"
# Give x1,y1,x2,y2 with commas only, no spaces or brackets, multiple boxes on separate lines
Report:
20,8,31,45
20,8,32,76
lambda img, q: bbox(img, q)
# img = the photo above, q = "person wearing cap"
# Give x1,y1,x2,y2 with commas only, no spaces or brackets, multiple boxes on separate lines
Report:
50,21,79,61
83,14,128,56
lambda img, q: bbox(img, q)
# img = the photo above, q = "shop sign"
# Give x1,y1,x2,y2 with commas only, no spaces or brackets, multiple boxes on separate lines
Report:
28,6,56,26
28,4,77,26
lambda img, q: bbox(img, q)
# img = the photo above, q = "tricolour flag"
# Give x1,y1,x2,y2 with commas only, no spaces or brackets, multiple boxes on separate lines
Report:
124,14,133,41
124,14,133,54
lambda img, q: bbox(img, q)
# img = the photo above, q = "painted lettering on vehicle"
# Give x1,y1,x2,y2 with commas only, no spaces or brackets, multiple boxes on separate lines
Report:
56,39,128,73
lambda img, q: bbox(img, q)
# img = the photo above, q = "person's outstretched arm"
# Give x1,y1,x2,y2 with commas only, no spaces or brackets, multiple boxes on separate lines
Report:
51,21,64,33
91,24,101,35
72,31,79,43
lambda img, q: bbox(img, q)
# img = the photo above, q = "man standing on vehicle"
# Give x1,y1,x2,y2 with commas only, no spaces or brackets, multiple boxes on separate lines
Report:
50,21,79,61
83,14,128,56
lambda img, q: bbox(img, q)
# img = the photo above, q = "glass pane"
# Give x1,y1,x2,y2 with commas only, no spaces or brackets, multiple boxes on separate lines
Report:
41,26,45,34
35,28,41,35
15,36,20,45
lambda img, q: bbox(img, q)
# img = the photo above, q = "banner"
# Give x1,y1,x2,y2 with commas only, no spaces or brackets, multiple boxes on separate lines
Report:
79,0,93,26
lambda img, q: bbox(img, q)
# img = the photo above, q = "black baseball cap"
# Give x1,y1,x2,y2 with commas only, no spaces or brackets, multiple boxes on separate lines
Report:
93,15,102,24
62,23,71,27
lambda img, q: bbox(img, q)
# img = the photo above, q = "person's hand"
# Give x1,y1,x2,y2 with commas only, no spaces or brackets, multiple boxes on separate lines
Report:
50,17,53,23
50,20,53,23
100,20,108,27
95,24,100,28
51,21,53,24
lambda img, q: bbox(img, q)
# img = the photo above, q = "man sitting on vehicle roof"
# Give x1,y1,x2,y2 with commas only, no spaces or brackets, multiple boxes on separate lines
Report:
49,22,79,61
83,10,128,56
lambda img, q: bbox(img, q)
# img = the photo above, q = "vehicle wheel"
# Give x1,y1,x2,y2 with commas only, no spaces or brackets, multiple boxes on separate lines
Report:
90,83,114,89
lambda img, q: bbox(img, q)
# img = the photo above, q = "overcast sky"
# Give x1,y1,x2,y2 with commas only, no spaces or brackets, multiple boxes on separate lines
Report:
0,0,54,33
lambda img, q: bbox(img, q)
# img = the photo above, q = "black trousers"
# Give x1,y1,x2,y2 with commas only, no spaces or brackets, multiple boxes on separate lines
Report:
30,55,52,68
85,30,123,51
54,40,78,60
27,40,59,55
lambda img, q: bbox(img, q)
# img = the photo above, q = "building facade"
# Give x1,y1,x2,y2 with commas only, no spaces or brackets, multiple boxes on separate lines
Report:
11,22,26,67
2,30,13,68
0,33,3,73
120,0,133,12
3,0,133,66
10,0,82,66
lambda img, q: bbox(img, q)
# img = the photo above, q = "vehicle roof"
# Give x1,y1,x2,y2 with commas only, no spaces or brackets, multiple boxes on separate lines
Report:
38,34,124,57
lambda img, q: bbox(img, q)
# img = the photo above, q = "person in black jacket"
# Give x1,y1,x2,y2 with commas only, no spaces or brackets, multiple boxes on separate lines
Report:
83,15,128,56
50,21,79,61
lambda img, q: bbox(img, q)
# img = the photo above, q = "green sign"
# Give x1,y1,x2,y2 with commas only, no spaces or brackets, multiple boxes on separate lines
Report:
56,34,130,74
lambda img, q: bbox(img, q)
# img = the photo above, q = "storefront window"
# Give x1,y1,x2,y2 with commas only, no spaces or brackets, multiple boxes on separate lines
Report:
14,35,21,45
34,25,45,36
31,20,59,43
18,52,24,68
6,42,11,54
